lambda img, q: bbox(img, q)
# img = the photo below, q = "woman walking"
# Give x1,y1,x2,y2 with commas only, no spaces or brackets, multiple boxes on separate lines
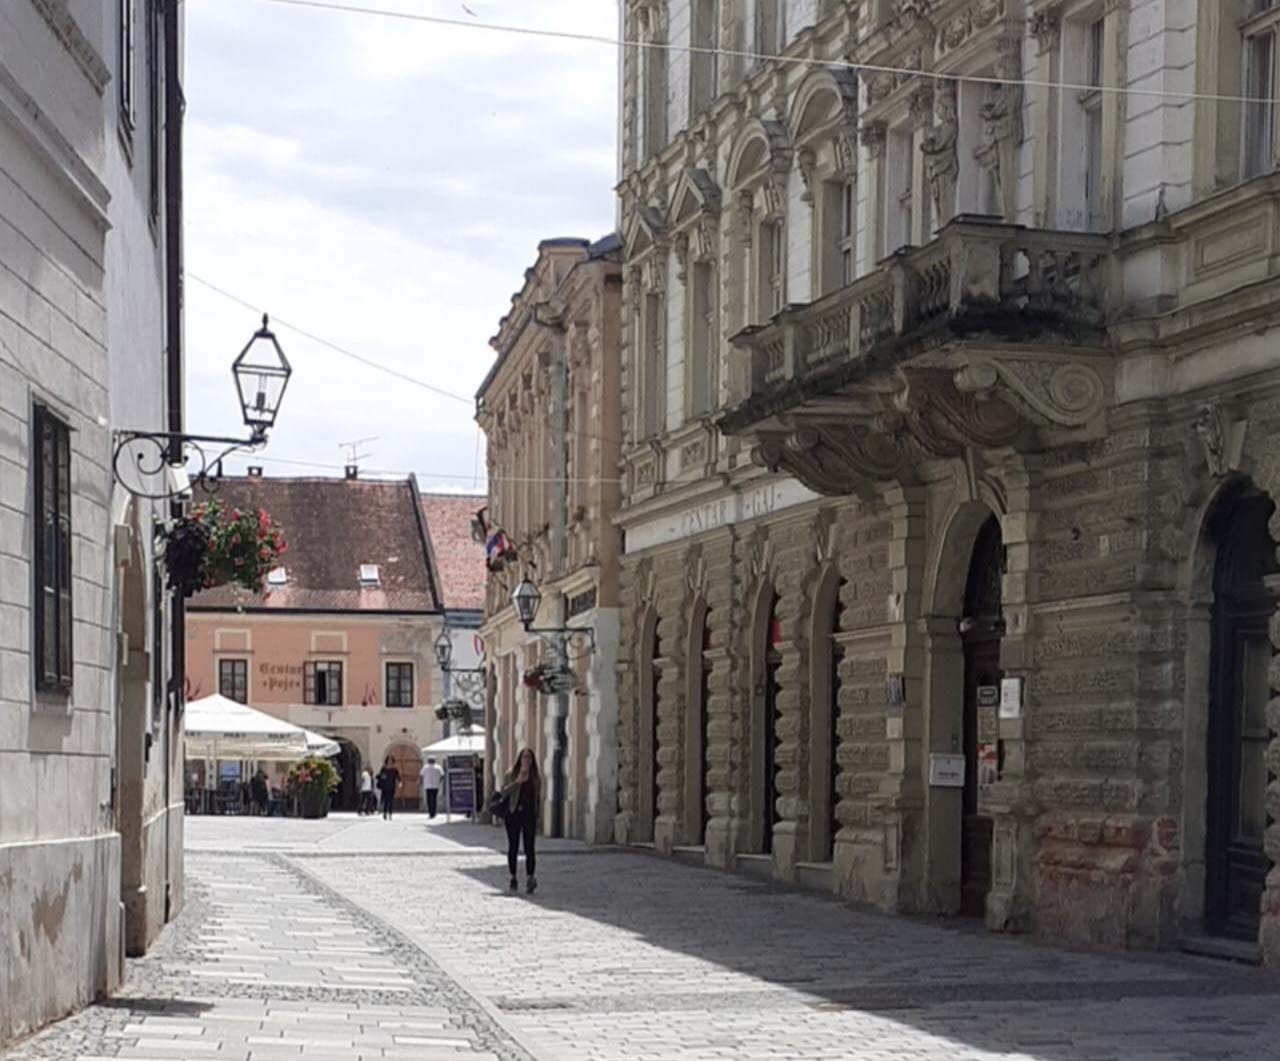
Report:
499,748,540,894
376,755,401,821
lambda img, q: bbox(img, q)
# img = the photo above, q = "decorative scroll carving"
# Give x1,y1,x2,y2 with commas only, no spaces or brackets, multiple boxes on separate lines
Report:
953,355,1107,429
753,424,908,498
1196,404,1227,478
921,82,959,228
797,147,817,205
876,367,1025,457
1030,7,1062,54
908,84,935,129
861,120,888,160
834,127,859,178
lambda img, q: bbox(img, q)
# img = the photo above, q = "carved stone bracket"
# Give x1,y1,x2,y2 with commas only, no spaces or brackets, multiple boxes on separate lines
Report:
1194,402,1247,478
861,120,888,160
877,367,1026,456
753,424,908,499
952,354,1108,430
1029,6,1062,54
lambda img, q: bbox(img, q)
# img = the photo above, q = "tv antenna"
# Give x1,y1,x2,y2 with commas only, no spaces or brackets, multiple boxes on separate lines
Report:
339,436,379,466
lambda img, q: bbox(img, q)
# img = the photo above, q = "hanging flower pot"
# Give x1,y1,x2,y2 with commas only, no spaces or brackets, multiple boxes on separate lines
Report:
434,699,472,727
522,662,578,696
160,499,287,598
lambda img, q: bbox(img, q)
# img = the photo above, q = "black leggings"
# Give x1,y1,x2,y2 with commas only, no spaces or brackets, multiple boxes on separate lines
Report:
380,790,394,819
504,810,536,877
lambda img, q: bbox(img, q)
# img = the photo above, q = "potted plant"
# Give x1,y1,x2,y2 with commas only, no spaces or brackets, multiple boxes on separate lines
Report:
434,698,473,727
285,756,339,819
160,499,287,598
522,662,578,696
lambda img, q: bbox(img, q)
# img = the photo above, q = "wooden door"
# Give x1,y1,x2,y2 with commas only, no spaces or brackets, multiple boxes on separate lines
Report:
1207,491,1277,940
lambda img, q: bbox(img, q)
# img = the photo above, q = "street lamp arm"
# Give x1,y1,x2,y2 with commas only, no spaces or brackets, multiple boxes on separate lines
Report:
111,429,268,502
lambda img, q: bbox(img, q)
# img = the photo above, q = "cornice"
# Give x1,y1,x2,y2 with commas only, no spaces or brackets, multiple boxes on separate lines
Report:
29,0,110,94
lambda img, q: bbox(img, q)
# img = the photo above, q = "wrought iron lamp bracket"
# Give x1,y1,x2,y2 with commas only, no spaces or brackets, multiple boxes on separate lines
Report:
111,429,267,502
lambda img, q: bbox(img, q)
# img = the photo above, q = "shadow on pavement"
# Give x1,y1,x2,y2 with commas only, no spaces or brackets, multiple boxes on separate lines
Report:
455,848,1280,1060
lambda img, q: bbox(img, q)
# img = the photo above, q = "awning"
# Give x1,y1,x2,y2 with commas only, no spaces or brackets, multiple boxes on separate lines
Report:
421,732,484,756
184,694,339,761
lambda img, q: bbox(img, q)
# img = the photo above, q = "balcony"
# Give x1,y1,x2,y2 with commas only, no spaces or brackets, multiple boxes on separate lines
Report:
719,217,1115,497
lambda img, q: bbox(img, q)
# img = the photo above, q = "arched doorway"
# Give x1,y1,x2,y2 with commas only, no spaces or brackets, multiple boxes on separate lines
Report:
329,737,362,812
385,742,423,811
1205,486,1277,940
960,514,1003,917
759,592,782,855
808,568,845,863
636,608,660,843
685,602,711,845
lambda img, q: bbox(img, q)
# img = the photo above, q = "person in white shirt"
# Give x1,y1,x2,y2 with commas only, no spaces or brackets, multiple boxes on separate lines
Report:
420,758,444,818
359,767,374,816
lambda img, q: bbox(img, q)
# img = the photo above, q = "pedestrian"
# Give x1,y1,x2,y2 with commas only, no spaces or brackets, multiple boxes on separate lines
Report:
498,747,540,894
359,766,375,816
249,768,269,816
419,757,444,819
375,756,401,821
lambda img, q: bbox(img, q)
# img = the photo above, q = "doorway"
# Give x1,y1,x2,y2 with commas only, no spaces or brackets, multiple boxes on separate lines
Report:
762,593,782,855
960,515,1003,917
1206,488,1277,940
699,611,712,843
330,737,362,812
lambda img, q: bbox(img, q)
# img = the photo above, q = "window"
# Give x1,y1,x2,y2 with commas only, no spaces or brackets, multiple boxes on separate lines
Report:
641,19,668,157
359,563,380,586
819,178,857,294
119,0,136,133
890,129,914,251
386,662,414,708
218,659,248,703
756,0,783,59
304,661,343,706
146,0,160,218
691,0,718,114
267,566,288,586
1243,1,1279,178
33,405,72,691
1081,17,1106,228
756,220,785,320
687,261,716,416
640,290,665,437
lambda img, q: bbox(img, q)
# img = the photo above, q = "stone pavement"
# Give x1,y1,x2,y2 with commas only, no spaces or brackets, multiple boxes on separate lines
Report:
6,815,1280,1061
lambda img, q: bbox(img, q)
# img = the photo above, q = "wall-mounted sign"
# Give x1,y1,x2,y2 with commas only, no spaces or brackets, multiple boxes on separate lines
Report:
977,743,999,785
1000,677,1023,719
929,753,965,788
886,673,905,708
976,685,999,709
977,703,998,745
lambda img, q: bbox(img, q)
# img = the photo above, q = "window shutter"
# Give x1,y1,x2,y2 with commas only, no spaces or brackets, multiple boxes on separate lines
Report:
56,422,73,686
304,661,316,704
330,663,343,705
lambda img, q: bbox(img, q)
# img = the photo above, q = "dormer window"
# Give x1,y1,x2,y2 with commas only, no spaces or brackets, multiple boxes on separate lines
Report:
267,567,288,587
359,564,380,587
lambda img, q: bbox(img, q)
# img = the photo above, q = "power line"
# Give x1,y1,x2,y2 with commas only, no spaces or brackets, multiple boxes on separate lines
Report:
187,272,474,405
187,271,625,449
234,452,624,484
254,0,1280,107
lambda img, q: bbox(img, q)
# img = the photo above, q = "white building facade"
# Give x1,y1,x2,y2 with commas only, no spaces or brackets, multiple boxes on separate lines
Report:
1,0,184,1041
617,0,1280,963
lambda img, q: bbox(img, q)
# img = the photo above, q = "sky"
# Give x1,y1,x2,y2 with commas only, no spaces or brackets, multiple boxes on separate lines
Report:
183,0,619,493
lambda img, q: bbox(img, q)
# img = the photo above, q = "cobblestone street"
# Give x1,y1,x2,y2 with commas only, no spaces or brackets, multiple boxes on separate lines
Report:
6,816,1280,1061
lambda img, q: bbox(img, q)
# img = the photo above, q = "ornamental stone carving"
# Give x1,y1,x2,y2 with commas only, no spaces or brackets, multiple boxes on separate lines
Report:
952,355,1107,429
861,120,888,159
1030,7,1062,54
921,82,959,227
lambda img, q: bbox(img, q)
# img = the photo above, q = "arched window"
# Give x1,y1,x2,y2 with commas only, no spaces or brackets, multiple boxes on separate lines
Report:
761,592,782,853
828,587,845,858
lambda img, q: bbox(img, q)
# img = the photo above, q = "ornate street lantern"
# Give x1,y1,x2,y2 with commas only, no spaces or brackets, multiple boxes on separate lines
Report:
232,314,292,440
511,577,542,630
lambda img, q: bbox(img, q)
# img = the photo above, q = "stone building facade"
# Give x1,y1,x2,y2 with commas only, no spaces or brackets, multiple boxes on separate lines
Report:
478,236,623,843
616,0,1280,964
1,0,185,1041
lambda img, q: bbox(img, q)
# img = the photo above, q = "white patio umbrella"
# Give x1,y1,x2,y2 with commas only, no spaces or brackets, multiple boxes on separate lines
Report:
421,731,484,756
185,695,336,761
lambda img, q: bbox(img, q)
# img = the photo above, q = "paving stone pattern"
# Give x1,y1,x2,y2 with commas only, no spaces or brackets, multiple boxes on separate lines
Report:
7,816,1280,1061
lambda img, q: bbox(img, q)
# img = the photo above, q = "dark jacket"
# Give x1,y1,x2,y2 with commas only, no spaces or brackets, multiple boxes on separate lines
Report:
499,770,540,819
376,767,400,795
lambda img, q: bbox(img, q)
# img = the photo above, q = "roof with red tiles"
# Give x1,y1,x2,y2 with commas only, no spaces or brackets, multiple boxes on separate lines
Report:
188,475,442,613
419,493,487,613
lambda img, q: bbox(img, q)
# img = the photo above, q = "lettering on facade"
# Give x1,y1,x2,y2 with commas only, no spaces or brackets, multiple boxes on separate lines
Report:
630,479,820,554
259,662,303,693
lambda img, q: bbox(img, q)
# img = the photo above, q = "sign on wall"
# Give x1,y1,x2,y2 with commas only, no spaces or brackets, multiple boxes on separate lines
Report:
445,755,476,816
928,753,965,788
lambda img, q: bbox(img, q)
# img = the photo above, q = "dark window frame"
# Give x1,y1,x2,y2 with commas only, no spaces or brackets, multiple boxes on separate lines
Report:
145,0,161,218
218,658,248,704
304,660,343,706
385,662,414,708
33,404,73,693
119,0,137,135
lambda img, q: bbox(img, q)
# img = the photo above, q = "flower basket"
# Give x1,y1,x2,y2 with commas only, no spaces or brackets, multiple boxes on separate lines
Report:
160,499,287,598
522,663,578,696
285,756,339,819
434,699,473,727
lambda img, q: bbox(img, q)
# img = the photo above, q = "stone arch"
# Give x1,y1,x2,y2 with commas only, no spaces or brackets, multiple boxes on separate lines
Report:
1177,472,1279,946
726,118,791,191
788,66,858,150
747,575,781,856
636,605,661,844
683,595,711,845
806,562,845,863
384,740,423,810
919,495,1005,915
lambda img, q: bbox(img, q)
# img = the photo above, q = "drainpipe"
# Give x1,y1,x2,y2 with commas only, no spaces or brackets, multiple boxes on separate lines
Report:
163,0,185,918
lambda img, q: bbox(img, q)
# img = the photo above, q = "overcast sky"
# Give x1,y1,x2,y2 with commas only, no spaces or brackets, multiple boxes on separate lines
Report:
184,0,619,492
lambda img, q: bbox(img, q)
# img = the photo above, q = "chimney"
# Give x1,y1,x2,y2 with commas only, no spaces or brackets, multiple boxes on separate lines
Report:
247,466,263,477
345,464,358,480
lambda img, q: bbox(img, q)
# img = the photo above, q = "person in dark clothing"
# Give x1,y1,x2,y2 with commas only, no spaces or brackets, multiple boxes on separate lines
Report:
250,769,269,816
375,756,401,820
498,747,541,894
